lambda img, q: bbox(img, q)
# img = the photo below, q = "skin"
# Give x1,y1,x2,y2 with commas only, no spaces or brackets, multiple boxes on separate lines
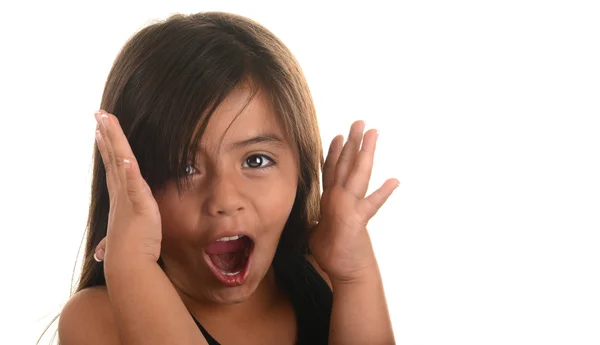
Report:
157,86,299,305
58,84,399,345
153,86,300,342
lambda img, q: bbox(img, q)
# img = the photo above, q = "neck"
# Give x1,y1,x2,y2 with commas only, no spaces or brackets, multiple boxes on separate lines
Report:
175,265,283,324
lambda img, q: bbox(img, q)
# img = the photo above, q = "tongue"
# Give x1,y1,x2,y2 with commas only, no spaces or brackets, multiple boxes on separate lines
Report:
209,252,246,271
205,237,250,272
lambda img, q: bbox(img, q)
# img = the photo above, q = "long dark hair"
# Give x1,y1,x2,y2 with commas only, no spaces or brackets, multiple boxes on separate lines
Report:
40,11,323,344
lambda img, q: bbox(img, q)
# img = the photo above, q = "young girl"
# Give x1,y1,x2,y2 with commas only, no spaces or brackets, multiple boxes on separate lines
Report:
57,11,399,345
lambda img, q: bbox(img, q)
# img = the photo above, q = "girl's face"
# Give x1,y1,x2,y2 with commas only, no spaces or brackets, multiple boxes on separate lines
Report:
154,85,299,305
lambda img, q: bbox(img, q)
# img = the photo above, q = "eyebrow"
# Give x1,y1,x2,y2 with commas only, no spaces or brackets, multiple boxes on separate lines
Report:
229,133,286,150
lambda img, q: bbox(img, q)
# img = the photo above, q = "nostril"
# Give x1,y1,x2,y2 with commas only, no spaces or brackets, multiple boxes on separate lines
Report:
216,206,243,215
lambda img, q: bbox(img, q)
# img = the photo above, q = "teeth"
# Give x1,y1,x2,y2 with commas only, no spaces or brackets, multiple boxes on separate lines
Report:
221,270,242,276
216,235,244,242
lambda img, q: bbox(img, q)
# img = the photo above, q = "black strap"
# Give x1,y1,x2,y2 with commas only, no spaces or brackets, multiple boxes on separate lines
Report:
191,313,220,345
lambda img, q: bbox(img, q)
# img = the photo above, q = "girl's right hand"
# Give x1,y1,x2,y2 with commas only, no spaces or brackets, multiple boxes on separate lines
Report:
92,110,162,266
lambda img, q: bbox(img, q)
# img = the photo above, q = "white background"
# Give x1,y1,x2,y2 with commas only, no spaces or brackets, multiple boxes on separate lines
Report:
1,1,599,344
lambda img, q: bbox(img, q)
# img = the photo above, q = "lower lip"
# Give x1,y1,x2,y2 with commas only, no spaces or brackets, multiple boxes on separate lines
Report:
203,245,253,287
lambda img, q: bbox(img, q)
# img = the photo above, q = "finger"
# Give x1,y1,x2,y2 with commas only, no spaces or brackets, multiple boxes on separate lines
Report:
94,122,118,196
322,135,343,191
96,111,153,207
360,178,400,218
95,111,128,187
95,110,153,207
334,120,365,186
94,237,107,262
345,128,378,197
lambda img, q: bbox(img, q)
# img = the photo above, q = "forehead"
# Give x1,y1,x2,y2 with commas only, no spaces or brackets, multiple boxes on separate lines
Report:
200,86,284,149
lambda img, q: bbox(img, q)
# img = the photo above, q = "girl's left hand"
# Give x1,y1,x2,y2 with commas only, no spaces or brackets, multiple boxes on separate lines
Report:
309,120,399,284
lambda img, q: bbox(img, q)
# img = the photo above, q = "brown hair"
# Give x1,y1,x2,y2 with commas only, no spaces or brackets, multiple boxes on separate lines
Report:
40,11,323,344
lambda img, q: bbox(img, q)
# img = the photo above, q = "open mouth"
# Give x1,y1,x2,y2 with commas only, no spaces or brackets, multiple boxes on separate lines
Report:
203,235,254,287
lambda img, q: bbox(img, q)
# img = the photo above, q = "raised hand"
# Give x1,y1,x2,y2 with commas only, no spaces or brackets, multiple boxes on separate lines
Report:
93,110,162,265
309,120,399,283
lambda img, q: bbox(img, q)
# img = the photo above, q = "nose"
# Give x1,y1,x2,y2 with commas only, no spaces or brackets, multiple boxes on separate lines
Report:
205,173,245,217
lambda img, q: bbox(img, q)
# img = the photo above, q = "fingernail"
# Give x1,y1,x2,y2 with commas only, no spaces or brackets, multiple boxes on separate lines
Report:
123,158,131,170
94,110,106,128
100,114,109,129
95,129,102,142
94,110,103,122
93,249,104,262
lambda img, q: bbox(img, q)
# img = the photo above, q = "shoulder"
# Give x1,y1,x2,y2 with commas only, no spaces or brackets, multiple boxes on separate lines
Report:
304,253,332,290
58,285,121,345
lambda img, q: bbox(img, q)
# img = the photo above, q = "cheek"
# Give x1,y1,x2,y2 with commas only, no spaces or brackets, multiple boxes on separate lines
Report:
252,172,298,231
155,190,201,240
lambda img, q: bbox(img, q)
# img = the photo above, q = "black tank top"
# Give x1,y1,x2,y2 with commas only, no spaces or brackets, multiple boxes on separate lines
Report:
190,255,333,344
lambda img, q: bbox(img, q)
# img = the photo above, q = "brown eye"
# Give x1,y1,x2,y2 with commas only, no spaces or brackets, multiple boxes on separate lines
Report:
243,154,274,169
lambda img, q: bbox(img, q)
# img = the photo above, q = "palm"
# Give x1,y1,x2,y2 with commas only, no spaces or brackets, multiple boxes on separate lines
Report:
93,111,163,264
309,121,398,282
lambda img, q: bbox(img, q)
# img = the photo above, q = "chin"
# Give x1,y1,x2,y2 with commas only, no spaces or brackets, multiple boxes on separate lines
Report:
208,278,260,304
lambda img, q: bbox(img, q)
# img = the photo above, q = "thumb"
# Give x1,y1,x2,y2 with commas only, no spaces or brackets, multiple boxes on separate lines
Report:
93,237,107,262
361,178,400,218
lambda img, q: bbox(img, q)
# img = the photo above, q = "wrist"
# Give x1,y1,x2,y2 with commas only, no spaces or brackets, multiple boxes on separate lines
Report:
104,254,160,283
330,260,382,288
